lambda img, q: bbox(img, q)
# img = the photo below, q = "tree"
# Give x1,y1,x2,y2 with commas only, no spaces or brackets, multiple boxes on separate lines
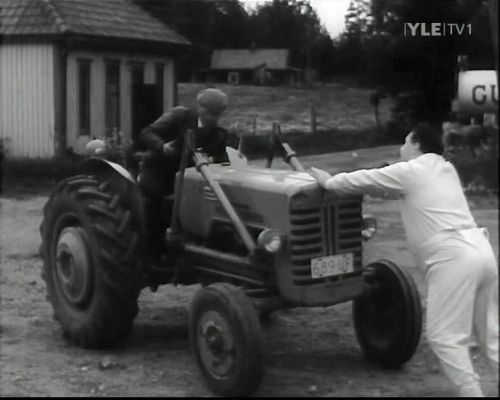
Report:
135,0,251,81
336,0,490,126
344,0,371,41
248,0,334,79
312,34,336,80
135,0,336,82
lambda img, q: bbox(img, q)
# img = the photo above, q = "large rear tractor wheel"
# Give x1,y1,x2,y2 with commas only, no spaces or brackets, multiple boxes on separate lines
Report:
189,283,264,397
353,260,422,368
39,175,142,348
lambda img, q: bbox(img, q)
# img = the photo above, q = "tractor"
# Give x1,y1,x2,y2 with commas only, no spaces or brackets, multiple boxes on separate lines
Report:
39,123,422,396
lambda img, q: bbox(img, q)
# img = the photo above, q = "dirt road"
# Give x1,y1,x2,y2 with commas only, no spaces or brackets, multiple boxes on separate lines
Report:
1,146,498,397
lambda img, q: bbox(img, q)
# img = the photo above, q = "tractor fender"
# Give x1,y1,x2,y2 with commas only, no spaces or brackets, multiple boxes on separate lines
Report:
80,157,137,184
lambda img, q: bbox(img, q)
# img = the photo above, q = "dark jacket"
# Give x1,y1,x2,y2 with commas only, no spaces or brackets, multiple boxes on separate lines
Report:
138,106,232,194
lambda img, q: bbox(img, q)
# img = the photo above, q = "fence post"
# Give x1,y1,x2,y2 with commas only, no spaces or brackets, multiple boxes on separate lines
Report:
310,102,317,134
0,138,4,195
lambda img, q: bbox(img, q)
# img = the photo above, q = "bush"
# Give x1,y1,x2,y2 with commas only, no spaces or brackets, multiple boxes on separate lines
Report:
290,128,389,156
385,91,428,143
445,147,499,193
442,124,499,193
2,155,83,194
1,130,135,194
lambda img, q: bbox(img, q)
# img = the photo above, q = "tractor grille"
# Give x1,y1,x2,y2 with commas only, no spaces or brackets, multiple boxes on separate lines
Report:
289,200,363,285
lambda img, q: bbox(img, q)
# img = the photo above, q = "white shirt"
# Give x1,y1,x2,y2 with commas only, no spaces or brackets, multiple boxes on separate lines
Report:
324,153,477,254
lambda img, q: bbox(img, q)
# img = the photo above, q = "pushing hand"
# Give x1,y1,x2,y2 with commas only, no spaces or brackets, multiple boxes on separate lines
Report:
308,167,332,189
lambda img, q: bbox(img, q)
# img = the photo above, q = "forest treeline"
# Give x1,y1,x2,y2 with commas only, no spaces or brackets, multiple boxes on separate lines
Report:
135,0,495,123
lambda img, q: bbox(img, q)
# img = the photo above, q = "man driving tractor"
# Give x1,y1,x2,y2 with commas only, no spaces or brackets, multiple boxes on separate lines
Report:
138,88,232,265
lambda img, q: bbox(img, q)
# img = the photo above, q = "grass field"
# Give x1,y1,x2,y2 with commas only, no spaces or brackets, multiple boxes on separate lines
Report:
178,82,393,135
177,82,396,159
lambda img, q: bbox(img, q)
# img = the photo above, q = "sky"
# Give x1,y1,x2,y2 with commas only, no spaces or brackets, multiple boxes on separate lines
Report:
240,0,352,39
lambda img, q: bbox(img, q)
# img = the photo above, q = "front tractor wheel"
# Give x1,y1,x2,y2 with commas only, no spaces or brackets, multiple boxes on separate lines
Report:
189,283,264,397
353,260,422,368
40,175,142,348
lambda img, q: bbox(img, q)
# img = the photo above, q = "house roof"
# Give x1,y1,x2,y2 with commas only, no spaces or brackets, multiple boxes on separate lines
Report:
211,49,290,70
0,0,190,46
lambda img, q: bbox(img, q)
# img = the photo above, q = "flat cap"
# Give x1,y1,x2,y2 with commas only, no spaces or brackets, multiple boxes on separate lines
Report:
196,88,228,113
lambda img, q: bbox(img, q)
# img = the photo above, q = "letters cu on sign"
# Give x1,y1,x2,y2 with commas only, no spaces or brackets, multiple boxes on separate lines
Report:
457,70,498,113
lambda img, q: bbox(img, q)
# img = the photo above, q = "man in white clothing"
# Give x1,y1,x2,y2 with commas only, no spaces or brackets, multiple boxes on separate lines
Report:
309,122,498,397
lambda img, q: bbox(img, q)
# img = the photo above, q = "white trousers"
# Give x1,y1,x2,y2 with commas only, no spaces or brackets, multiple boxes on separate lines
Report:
417,227,499,395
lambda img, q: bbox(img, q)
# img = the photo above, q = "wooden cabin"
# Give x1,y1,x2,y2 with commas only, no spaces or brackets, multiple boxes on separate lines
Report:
0,0,190,157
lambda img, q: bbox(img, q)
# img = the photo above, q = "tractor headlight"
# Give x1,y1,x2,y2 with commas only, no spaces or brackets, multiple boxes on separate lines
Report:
361,215,377,241
257,229,284,254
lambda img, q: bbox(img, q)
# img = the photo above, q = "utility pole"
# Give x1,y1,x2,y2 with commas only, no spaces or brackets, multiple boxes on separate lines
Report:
306,2,316,133
305,1,313,89
298,1,316,132
297,0,313,88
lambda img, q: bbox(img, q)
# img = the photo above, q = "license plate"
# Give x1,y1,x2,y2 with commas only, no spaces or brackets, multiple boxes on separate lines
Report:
311,253,354,279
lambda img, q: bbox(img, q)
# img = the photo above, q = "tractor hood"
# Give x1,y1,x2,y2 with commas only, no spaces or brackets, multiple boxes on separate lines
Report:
179,164,345,237
189,164,317,196
182,164,344,203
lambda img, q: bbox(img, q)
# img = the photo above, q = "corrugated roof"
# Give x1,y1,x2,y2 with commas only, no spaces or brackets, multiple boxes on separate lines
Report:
0,0,190,46
211,49,290,70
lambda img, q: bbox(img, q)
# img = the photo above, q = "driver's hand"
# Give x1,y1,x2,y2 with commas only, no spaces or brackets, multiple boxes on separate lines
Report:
308,167,332,189
163,141,175,156
228,122,240,136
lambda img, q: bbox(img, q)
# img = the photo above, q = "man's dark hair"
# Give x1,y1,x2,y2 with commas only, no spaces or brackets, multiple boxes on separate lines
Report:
411,122,444,155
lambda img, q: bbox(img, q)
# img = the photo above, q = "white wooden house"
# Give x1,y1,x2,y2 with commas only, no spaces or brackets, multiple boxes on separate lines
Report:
0,0,190,158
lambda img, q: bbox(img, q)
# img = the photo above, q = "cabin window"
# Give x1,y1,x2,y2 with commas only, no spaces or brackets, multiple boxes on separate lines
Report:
78,60,91,136
228,71,240,85
105,61,121,137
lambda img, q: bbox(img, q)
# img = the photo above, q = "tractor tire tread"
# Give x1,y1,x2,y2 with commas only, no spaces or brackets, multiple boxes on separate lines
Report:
40,174,141,349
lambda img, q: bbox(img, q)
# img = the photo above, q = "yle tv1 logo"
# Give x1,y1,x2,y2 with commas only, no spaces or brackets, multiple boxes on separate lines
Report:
404,22,472,36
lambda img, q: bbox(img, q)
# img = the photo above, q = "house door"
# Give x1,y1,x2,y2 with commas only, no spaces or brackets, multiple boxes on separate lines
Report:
132,84,163,141
131,65,163,143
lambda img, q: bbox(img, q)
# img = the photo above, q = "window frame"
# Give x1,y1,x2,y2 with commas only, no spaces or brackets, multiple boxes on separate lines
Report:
105,60,121,138
77,59,92,137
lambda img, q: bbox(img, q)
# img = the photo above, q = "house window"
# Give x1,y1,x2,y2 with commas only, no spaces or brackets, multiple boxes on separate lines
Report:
78,60,91,136
131,63,144,84
228,71,240,85
105,61,120,137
